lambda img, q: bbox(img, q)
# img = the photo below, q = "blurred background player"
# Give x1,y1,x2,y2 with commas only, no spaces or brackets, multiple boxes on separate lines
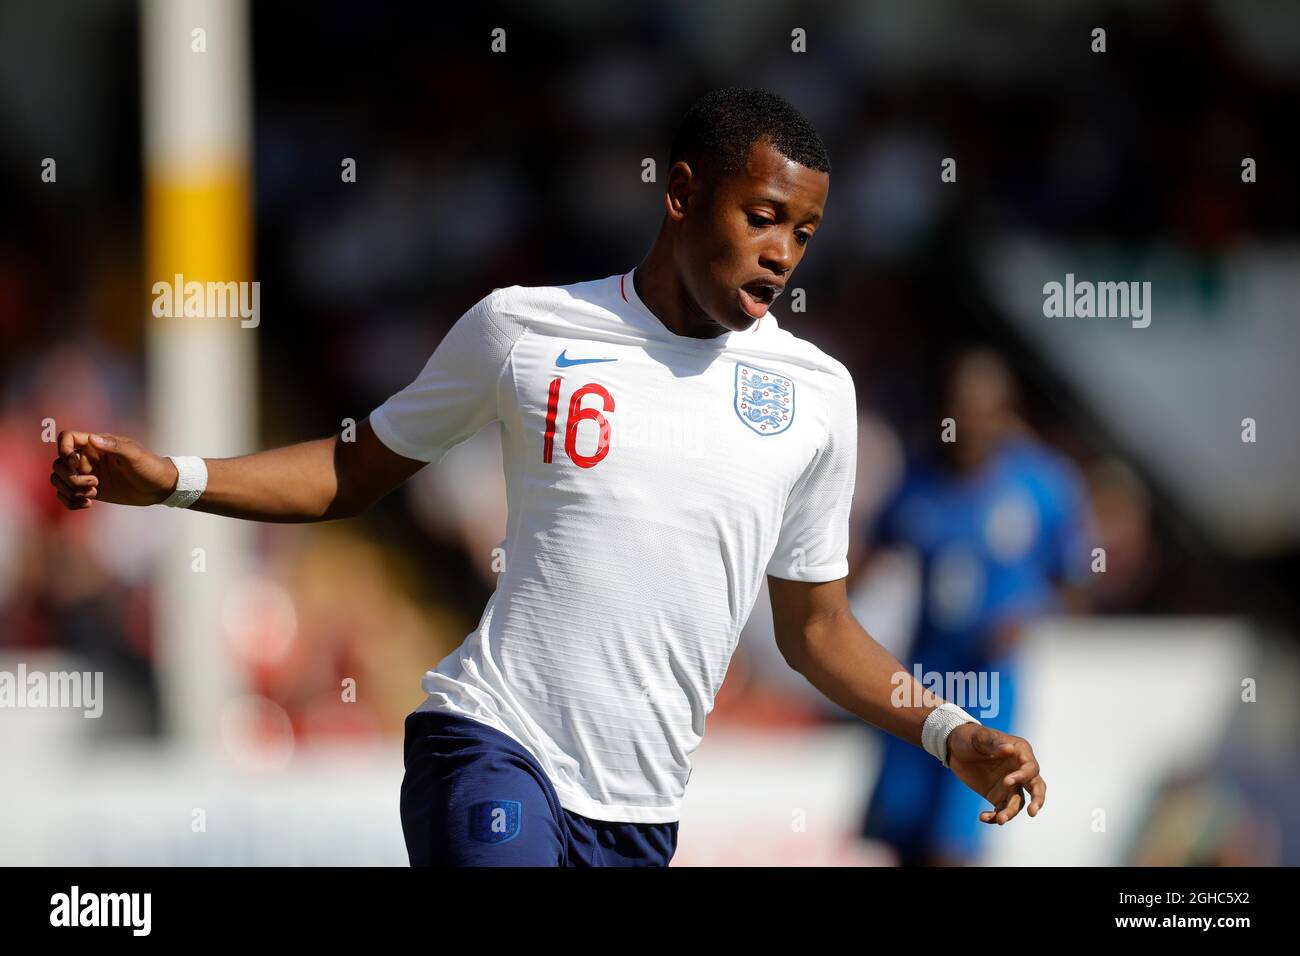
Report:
855,347,1092,866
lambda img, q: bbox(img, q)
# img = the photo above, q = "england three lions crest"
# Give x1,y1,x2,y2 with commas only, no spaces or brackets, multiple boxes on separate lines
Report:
734,363,795,435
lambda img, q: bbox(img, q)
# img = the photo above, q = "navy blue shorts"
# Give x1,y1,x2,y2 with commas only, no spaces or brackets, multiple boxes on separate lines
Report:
399,710,678,867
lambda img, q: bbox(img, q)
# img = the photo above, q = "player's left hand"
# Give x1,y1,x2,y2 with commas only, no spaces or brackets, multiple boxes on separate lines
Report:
944,724,1046,825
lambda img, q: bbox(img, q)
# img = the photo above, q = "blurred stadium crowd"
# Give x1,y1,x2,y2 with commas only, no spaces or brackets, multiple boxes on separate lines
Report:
2,1,1298,864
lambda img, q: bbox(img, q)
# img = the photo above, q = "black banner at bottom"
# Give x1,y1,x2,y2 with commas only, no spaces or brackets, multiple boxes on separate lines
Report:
0,864,1281,942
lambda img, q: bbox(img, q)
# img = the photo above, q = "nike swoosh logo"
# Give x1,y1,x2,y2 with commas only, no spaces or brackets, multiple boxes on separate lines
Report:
556,349,618,367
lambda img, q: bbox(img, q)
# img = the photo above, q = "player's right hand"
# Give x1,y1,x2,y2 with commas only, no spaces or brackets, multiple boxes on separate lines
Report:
49,431,179,510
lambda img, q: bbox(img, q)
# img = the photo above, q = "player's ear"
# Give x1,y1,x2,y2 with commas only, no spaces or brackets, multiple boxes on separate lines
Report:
664,160,695,221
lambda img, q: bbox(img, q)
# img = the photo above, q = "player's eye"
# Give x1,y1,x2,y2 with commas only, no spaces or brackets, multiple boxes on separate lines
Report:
746,213,774,229
795,231,811,246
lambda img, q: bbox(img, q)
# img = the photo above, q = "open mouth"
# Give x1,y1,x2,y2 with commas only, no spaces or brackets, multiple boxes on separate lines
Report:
738,280,783,319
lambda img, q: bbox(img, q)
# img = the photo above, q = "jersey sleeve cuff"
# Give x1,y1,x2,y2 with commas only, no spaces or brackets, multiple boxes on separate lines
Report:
368,408,441,464
765,559,849,583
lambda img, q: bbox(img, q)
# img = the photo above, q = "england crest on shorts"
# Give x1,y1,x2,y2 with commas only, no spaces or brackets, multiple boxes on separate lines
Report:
734,362,795,435
468,799,522,844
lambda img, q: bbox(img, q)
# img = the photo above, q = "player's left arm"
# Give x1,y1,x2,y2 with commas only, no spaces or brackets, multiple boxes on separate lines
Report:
768,574,1047,825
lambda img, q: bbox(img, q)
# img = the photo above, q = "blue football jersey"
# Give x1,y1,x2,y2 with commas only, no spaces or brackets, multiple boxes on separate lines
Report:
873,437,1090,669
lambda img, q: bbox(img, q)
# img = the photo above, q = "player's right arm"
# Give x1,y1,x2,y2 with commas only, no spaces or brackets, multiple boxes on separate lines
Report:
49,288,521,521
49,419,426,522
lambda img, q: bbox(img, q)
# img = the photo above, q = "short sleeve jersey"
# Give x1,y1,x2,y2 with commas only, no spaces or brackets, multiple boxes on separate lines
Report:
370,270,858,822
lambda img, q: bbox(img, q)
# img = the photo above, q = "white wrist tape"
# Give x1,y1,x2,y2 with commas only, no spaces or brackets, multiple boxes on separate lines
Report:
162,455,208,508
922,702,980,767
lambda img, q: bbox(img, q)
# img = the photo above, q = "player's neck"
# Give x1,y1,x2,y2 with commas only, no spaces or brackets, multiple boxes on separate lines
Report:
634,240,729,341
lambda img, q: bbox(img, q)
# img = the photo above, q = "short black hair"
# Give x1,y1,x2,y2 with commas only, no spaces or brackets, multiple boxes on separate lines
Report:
668,88,831,179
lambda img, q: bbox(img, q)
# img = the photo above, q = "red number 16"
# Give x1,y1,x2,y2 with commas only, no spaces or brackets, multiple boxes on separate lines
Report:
543,378,614,468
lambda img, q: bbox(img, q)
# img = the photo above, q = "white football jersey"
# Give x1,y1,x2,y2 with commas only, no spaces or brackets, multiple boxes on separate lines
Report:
369,269,857,823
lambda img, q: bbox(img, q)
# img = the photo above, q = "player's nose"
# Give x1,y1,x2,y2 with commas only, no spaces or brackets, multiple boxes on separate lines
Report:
758,238,795,275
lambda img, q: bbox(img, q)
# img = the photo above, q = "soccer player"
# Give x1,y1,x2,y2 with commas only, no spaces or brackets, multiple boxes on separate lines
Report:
858,348,1087,866
48,88,1045,867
